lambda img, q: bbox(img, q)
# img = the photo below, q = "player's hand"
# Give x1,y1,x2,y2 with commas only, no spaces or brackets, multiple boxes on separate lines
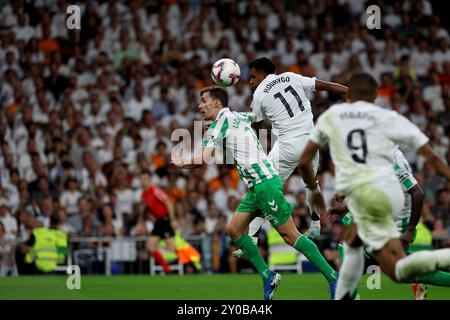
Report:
310,191,327,217
328,194,348,216
333,193,345,202
170,152,184,168
328,202,348,216
400,230,414,248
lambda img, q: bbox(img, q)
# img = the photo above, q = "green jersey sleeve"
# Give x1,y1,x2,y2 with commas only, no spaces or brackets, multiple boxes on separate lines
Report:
393,147,417,192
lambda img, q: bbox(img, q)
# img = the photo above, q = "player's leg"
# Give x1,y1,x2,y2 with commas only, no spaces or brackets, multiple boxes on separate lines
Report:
370,238,406,280
415,271,450,286
229,191,273,283
275,216,337,286
227,209,281,300
227,210,271,280
248,217,265,238
334,222,365,300
233,139,293,258
349,182,450,283
304,152,322,238
340,180,405,298
371,238,450,282
147,235,171,273
256,176,337,298
232,217,263,257
403,236,450,299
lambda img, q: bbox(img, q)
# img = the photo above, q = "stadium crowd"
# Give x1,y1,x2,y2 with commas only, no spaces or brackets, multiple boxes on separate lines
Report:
0,0,449,275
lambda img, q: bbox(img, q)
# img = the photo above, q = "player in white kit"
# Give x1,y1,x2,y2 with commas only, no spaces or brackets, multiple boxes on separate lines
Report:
299,72,450,300
333,146,450,300
234,57,348,256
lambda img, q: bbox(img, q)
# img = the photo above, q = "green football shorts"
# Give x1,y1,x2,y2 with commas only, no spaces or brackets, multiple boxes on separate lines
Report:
236,176,294,228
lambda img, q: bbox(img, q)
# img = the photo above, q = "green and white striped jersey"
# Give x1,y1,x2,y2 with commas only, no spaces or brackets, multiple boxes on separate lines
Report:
394,146,418,222
202,107,278,188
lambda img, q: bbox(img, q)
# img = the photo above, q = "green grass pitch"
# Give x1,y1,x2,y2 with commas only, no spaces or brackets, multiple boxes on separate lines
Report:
0,273,449,300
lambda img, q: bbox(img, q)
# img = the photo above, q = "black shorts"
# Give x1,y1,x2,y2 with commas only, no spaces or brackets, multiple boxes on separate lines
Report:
151,217,175,239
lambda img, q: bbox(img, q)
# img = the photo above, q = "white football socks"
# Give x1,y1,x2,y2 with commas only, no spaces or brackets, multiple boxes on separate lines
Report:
335,244,365,300
395,248,450,282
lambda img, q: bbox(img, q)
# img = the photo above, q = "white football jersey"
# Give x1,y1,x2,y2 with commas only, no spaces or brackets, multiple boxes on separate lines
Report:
310,101,429,194
251,72,316,139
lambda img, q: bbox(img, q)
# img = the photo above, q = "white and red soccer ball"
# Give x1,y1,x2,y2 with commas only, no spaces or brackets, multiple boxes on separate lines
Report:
211,58,241,87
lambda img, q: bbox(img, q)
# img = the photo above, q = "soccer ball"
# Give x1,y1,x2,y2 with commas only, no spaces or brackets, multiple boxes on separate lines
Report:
211,58,241,87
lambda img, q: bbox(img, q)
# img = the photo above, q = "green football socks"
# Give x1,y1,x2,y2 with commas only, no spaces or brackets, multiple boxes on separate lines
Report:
234,233,271,282
416,271,450,286
295,235,337,284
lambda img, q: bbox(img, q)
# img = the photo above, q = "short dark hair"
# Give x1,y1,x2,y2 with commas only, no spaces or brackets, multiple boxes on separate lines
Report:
200,86,228,107
249,57,276,75
348,72,378,100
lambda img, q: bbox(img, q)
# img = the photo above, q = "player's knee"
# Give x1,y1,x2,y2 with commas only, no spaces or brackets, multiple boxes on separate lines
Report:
281,233,296,246
226,224,240,240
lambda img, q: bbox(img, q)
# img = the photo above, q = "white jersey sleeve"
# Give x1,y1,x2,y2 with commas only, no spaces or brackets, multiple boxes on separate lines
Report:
309,111,330,146
292,73,316,96
387,113,429,151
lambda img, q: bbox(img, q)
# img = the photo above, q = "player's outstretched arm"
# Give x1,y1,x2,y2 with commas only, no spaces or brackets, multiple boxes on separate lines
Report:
401,184,424,248
417,144,450,181
299,140,320,189
299,140,327,216
171,147,215,169
315,79,349,96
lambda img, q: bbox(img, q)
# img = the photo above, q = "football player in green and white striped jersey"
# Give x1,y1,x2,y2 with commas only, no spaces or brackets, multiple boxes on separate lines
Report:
171,86,338,300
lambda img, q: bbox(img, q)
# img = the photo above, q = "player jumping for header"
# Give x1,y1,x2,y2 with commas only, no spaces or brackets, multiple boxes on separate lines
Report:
171,87,338,299
235,57,348,253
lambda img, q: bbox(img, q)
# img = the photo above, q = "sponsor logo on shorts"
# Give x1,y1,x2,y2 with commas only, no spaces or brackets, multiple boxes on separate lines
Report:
264,213,279,225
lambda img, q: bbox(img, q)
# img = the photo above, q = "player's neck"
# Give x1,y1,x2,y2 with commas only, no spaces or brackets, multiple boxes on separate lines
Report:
212,107,226,119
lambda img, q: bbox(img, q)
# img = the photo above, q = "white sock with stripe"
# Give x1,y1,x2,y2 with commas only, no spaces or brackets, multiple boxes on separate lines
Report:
395,248,450,281
335,244,364,300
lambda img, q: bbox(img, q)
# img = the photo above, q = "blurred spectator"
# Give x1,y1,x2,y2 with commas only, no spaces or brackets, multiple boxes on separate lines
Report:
0,204,17,239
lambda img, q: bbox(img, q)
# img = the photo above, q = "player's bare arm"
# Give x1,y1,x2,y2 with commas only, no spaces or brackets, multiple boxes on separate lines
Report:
171,147,215,169
315,79,349,96
252,120,264,130
299,140,326,216
401,184,424,248
417,144,450,181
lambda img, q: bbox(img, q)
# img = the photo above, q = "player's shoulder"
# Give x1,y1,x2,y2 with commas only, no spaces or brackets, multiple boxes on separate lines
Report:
322,102,350,115
281,71,305,79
